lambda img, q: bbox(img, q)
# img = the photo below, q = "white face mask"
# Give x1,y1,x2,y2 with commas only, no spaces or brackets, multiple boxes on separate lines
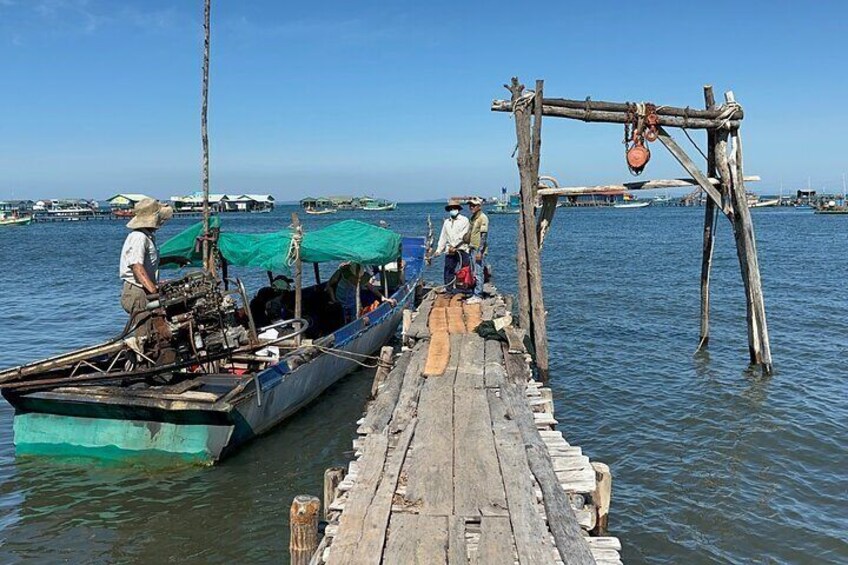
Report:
449,209,460,218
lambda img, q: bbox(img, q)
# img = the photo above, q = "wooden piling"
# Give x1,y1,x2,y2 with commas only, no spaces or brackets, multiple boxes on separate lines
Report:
323,468,346,521
370,346,394,398
723,92,772,373
290,494,320,565
590,462,612,535
698,86,718,350
508,77,550,382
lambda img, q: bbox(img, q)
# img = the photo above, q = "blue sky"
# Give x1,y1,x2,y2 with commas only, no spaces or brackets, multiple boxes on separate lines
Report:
0,0,846,201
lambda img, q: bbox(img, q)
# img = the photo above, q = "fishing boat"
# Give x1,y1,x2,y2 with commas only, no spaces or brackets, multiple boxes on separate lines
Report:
489,188,520,214
0,212,33,226
362,200,396,212
0,219,425,463
612,201,650,209
304,207,337,215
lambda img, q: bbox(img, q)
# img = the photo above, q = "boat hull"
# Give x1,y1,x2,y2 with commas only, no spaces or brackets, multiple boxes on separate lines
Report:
6,237,425,463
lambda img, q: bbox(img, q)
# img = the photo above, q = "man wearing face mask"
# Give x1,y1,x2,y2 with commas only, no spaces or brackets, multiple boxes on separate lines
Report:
434,199,470,292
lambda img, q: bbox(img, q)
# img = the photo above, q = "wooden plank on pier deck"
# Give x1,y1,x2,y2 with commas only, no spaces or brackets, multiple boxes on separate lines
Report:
383,513,448,564
447,306,467,334
403,361,455,515
448,517,468,564
487,388,555,564
453,378,508,516
476,516,516,565
500,349,595,565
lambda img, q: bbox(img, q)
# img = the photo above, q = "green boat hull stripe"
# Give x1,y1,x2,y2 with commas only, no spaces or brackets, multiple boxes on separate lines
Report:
13,413,234,461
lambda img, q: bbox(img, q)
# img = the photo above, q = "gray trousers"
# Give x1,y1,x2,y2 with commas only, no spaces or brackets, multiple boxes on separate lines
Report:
121,282,151,337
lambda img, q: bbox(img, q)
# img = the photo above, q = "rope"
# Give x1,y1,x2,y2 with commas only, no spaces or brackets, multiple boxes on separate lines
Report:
716,101,742,130
286,227,302,268
312,344,387,369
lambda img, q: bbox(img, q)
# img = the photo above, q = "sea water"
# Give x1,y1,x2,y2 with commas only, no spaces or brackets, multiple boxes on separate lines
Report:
0,204,845,563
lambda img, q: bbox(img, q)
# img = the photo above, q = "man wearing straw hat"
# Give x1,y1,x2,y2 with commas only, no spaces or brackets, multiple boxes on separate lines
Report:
118,198,173,336
434,198,470,293
465,196,489,304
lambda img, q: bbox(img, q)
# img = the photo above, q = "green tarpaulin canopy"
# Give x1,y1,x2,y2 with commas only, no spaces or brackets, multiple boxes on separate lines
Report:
160,218,402,273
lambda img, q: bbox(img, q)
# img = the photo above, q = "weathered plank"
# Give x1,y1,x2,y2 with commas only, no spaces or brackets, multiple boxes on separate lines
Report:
406,292,435,340
362,343,418,434
448,517,469,564
389,345,427,433
404,365,455,515
327,430,390,564
500,352,595,565
484,339,507,388
345,420,418,564
475,516,515,565
383,514,449,564
454,383,508,516
487,389,555,564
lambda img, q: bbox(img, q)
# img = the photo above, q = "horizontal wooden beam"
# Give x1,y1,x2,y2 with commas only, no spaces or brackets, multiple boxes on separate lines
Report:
491,100,741,130
537,176,760,196
541,97,744,120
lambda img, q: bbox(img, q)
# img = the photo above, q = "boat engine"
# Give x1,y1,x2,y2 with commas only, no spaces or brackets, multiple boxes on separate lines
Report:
147,271,250,362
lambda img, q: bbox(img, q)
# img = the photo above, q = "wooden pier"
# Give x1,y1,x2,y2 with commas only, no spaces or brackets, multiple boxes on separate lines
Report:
297,291,622,565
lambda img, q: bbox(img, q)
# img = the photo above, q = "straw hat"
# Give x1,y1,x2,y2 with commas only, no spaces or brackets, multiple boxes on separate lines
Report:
126,198,174,230
468,197,484,207
444,198,464,211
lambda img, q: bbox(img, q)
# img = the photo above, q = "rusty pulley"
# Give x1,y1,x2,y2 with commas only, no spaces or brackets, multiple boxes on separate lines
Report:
624,102,658,175
626,131,650,174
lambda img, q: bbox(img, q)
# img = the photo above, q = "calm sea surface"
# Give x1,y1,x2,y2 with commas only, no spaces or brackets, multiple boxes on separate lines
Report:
0,204,845,564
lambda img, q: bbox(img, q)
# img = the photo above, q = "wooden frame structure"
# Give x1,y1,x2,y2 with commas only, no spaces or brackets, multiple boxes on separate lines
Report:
493,78,773,376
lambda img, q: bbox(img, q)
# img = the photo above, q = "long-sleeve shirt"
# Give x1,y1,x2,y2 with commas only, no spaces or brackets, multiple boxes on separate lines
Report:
436,215,470,254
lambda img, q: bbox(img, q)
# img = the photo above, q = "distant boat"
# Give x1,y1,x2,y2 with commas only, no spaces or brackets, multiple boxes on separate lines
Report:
0,213,33,226
249,207,272,214
749,198,780,208
113,209,134,219
814,200,848,215
613,201,650,209
489,201,520,214
305,207,337,215
362,200,397,212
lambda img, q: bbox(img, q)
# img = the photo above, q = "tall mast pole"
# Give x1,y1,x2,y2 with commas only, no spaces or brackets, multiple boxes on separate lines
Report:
201,0,212,271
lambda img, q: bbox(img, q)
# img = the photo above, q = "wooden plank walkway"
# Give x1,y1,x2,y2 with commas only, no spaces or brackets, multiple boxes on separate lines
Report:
313,291,623,564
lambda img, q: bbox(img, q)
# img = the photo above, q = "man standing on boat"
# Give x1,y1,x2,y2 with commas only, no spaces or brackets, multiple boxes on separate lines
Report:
465,197,489,304
434,199,470,293
118,198,173,336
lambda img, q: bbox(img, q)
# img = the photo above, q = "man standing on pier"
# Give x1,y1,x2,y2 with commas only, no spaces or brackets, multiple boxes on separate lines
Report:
118,198,173,336
465,197,489,304
434,199,470,293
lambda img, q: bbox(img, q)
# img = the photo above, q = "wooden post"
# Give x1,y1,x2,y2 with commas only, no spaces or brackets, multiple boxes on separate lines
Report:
724,93,772,374
370,346,394,397
508,78,551,380
291,213,303,346
402,309,413,346
289,494,320,565
590,462,612,535
698,86,718,350
526,80,550,381
323,467,346,521
509,80,533,335
200,0,212,272
313,263,321,285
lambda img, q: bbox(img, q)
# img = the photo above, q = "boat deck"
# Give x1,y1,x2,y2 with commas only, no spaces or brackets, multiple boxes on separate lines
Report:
312,292,622,564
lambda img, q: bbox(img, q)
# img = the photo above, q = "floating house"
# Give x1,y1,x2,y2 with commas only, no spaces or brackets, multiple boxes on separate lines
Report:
0,200,35,213
561,190,630,207
299,195,377,210
170,193,275,213
106,194,153,211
